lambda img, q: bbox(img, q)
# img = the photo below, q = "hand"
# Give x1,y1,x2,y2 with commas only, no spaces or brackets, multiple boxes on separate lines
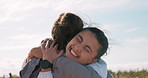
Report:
26,38,53,62
41,41,64,63
41,38,52,44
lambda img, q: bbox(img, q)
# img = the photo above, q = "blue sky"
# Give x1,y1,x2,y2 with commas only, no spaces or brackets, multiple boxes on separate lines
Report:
0,0,148,76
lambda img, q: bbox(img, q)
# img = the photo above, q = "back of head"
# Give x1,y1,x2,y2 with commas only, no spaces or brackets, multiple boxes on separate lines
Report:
82,27,108,60
52,12,84,50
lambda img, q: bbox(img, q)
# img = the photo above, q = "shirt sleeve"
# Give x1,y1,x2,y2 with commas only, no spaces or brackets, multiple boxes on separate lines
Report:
20,58,41,78
37,71,53,78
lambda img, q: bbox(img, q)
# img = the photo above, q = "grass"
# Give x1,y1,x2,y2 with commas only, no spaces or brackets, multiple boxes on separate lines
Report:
1,69,148,78
109,69,148,78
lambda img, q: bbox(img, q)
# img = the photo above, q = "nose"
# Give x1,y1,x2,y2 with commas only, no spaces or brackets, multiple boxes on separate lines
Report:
74,44,82,53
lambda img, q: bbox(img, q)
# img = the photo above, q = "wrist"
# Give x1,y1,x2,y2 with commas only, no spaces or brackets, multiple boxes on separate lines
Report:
43,57,53,63
40,60,53,69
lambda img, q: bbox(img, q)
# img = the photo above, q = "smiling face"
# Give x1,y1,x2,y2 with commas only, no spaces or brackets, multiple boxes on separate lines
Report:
66,30,102,64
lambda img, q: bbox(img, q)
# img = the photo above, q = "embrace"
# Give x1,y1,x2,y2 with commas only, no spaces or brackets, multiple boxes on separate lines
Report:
20,12,113,78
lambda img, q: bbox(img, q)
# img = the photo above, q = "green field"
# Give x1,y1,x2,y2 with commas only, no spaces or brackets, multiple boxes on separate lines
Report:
1,69,148,78
110,69,148,78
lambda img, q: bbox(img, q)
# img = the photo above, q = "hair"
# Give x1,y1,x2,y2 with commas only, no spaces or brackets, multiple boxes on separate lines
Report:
52,12,84,51
81,27,108,60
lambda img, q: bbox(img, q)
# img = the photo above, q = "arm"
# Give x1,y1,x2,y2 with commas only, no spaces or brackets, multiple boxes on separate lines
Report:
20,38,53,78
52,56,101,78
20,58,54,78
40,42,101,78
26,38,52,62
20,58,41,78
26,47,43,62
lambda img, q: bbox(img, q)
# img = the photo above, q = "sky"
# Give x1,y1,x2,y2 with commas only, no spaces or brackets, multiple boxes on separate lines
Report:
0,0,148,76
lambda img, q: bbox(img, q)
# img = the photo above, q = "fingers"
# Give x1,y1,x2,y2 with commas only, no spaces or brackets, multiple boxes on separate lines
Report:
45,40,54,48
41,38,49,44
58,50,64,56
53,44,58,50
49,41,55,48
41,43,46,52
41,38,53,44
45,40,50,48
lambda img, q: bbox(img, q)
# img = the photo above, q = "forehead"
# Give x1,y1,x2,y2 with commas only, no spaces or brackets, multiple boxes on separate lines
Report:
77,30,101,53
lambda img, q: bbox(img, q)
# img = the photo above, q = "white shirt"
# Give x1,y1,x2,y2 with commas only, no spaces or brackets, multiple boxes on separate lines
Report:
37,71,53,78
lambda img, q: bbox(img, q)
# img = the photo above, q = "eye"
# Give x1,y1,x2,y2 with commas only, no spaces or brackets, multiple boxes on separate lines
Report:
84,45,92,53
76,35,82,43
85,47,90,53
76,37,81,43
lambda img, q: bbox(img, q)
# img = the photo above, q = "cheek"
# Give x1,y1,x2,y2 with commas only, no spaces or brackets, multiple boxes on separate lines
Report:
81,53,90,60
65,52,69,58
82,53,95,60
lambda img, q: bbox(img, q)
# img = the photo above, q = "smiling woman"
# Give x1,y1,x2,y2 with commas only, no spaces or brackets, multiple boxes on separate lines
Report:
40,27,110,78
66,29,101,64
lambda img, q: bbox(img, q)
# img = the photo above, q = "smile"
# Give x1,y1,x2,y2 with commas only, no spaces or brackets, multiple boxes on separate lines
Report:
70,49,79,58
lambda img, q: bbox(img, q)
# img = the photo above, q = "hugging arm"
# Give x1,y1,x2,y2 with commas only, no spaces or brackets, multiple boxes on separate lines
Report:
52,56,101,78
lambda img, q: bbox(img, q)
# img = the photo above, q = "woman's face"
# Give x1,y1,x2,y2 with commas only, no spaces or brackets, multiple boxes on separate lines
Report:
66,30,102,64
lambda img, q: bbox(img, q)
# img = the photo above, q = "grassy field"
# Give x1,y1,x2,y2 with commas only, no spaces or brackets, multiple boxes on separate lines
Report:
109,69,148,78
1,69,148,78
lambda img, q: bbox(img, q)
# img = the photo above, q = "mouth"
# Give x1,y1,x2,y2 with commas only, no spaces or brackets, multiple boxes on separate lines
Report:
70,48,80,58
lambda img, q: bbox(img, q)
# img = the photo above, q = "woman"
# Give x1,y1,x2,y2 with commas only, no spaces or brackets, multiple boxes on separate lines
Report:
38,27,111,78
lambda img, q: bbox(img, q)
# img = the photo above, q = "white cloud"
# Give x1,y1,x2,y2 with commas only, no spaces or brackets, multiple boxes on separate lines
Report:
101,24,122,30
0,0,50,22
80,0,128,10
0,45,30,51
125,37,148,43
46,0,129,12
124,27,140,33
17,27,25,31
125,0,148,8
0,58,22,76
1,0,147,23
9,33,50,40
0,33,50,51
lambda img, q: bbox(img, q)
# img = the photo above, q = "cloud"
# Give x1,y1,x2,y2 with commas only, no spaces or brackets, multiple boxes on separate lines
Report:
47,0,129,12
9,33,50,40
0,58,22,76
125,37,148,43
101,24,122,30
0,45,30,51
124,27,140,33
125,0,148,8
0,33,50,51
1,0,147,23
0,0,49,22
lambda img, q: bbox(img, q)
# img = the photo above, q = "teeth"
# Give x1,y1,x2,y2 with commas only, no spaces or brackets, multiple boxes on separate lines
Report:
71,49,77,57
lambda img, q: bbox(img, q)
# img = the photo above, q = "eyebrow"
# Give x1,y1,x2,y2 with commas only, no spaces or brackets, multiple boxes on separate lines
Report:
78,35,92,53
